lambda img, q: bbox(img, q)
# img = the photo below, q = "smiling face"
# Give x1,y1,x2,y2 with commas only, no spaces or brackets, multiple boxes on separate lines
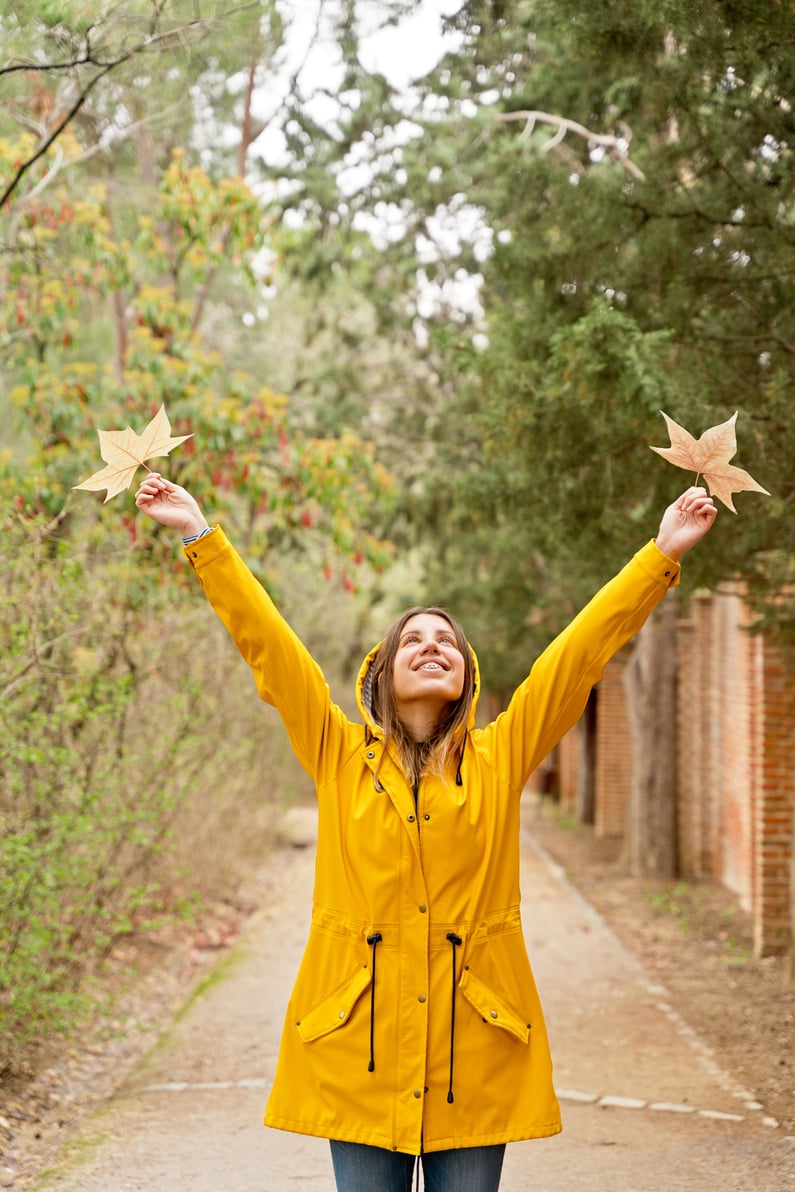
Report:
391,612,466,717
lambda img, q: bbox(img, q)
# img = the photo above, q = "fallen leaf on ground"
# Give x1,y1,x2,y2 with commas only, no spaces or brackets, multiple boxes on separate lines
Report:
650,410,769,513
74,405,191,502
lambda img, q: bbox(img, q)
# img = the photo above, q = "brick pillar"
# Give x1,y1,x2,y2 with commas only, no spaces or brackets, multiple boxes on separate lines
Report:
678,590,756,907
754,640,795,957
594,650,632,838
678,592,717,878
716,591,755,911
677,603,703,877
557,727,578,816
703,592,722,877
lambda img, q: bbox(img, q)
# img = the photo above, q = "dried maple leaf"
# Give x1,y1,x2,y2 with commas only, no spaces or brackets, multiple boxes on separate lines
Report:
74,404,192,503
650,410,769,514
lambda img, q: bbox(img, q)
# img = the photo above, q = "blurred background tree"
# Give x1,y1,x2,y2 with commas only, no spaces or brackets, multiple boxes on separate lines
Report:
257,0,792,673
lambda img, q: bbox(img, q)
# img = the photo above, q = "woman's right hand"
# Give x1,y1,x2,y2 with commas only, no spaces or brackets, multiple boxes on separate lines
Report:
135,473,209,537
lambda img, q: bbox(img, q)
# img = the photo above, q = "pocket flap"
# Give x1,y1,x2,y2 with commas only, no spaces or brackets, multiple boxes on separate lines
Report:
296,963,372,1044
459,967,530,1043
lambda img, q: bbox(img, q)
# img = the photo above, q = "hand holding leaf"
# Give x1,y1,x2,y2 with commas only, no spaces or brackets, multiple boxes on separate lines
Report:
655,486,718,560
74,404,191,502
135,473,209,538
650,410,769,513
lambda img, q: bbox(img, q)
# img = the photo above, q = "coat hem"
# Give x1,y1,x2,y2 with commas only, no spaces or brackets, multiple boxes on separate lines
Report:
420,1121,562,1152
264,1113,394,1152
264,1114,563,1156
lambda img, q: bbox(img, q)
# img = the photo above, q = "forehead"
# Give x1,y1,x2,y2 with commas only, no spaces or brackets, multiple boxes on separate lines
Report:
400,613,456,639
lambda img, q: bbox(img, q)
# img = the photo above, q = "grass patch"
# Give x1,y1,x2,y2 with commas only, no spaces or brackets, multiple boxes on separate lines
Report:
172,945,249,1025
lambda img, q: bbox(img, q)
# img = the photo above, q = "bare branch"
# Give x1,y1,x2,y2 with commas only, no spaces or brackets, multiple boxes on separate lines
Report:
0,4,262,208
1,54,94,77
0,94,184,316
498,109,646,181
1,73,99,207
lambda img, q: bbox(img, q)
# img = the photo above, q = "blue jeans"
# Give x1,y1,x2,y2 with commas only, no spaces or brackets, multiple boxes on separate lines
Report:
330,1140,506,1192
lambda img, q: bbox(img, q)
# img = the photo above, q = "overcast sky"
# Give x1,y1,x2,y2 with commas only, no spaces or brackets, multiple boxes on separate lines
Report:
244,0,485,329
251,0,464,165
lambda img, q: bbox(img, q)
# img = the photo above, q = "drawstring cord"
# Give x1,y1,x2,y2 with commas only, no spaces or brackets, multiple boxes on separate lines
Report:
445,932,462,1103
455,729,467,786
366,932,382,1072
365,727,467,790
366,928,463,1103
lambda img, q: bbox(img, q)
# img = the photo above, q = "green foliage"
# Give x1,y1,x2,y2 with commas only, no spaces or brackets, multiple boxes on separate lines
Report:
460,0,794,643
266,0,795,682
0,135,394,580
0,2,397,1074
0,515,186,1068
0,501,331,1075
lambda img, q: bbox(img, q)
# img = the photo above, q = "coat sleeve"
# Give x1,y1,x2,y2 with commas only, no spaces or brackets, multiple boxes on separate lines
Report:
480,539,681,792
183,527,353,785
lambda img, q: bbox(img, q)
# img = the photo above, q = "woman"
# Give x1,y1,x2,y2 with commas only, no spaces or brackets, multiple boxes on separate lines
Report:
135,474,716,1192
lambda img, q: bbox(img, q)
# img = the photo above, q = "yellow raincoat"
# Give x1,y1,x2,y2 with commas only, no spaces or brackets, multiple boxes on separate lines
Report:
184,530,680,1155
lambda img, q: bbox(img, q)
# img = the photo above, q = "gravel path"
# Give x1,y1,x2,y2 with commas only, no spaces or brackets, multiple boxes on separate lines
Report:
27,810,795,1191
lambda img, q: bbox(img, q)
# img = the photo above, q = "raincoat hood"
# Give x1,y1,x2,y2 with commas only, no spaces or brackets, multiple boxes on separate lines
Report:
356,630,481,738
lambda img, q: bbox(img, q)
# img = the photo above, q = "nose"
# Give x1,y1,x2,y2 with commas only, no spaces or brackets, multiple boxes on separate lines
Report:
419,638,441,654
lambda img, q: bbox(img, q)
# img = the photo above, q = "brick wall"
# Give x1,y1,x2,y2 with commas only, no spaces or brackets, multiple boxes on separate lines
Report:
555,589,794,958
755,640,795,956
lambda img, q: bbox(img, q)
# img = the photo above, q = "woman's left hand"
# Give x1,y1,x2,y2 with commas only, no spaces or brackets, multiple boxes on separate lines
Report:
655,486,718,560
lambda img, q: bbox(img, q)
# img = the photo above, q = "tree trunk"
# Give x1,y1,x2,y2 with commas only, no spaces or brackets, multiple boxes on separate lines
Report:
622,595,679,877
575,689,597,825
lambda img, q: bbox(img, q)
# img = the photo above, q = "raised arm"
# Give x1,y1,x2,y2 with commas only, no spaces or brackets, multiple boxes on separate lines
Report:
481,487,717,788
135,473,354,783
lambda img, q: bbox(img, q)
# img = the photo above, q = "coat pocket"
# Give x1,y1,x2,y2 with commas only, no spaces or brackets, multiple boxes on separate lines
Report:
459,966,530,1044
296,963,372,1044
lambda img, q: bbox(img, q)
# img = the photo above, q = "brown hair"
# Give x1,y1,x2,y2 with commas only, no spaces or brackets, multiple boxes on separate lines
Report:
368,606,475,790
